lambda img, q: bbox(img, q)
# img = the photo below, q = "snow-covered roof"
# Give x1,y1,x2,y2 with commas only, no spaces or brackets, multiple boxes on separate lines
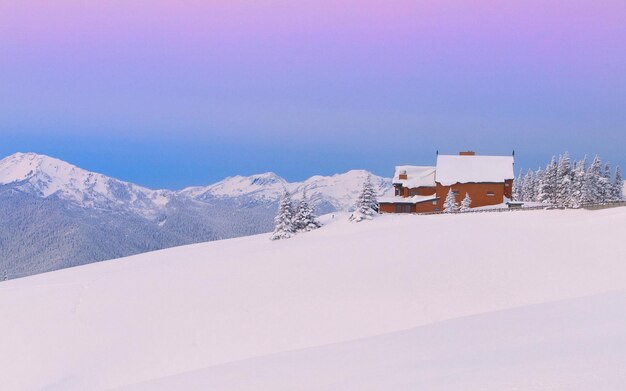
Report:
392,165,436,188
378,195,438,204
435,155,514,186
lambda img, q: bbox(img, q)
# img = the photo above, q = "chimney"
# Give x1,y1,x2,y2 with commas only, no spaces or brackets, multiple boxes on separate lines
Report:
399,170,408,180
459,151,475,156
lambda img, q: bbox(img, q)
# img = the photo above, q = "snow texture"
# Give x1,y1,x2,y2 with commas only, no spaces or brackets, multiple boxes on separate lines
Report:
2,208,626,390
435,154,514,186
392,165,436,188
378,195,437,204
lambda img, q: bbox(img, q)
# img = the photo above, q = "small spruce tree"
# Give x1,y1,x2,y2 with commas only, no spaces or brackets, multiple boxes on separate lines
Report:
443,189,459,213
293,192,322,232
270,190,295,240
350,175,379,222
459,193,472,212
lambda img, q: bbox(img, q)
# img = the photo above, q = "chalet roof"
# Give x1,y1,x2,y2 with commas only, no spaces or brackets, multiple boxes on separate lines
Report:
379,195,438,204
435,155,514,186
392,165,436,188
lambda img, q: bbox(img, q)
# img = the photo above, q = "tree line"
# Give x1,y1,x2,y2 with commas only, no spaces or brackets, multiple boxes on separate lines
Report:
513,153,623,207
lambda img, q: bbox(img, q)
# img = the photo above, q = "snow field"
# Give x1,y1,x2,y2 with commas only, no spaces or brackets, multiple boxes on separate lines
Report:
1,208,625,390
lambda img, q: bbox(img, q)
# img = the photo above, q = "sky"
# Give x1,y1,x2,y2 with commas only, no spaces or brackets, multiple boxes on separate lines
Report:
1,0,625,189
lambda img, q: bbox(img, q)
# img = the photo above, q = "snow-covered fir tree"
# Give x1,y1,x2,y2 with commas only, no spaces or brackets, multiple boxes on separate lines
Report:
513,170,523,201
521,169,534,202
293,192,322,232
582,156,603,204
532,168,544,202
601,163,612,202
443,189,459,213
555,152,573,207
512,153,618,207
538,156,558,205
570,157,587,208
613,166,623,201
270,190,296,240
349,175,378,222
459,192,472,212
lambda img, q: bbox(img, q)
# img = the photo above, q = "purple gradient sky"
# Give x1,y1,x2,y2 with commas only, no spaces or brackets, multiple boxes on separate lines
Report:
1,1,625,188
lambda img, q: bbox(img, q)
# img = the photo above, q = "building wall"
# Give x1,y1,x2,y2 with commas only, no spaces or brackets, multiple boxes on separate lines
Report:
394,186,436,197
435,182,507,209
383,182,510,214
379,200,439,214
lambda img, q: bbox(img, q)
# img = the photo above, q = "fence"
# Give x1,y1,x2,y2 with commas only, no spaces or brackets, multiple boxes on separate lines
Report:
413,200,626,216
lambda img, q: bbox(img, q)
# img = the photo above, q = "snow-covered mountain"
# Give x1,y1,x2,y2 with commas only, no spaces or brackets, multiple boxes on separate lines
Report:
0,152,172,218
182,169,390,214
0,152,391,279
2,208,626,390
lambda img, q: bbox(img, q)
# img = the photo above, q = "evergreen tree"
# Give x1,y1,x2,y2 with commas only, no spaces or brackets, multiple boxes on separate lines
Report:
293,192,321,232
270,190,295,240
601,163,612,202
555,152,573,207
520,169,533,202
459,192,472,212
350,175,378,222
443,189,459,213
513,170,523,201
538,156,558,204
570,157,587,208
582,156,603,204
613,166,623,201
532,168,543,202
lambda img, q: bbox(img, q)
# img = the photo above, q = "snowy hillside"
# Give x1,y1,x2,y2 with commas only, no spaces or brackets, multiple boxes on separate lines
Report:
2,208,625,390
0,152,390,279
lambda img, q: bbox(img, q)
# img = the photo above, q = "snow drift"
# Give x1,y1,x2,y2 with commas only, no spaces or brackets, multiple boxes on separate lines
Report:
1,208,626,390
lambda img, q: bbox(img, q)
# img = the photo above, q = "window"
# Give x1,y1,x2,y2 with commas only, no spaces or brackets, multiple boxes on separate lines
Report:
410,189,418,196
432,200,437,205
451,190,459,196
487,191,495,196
395,204,402,213
404,205,411,213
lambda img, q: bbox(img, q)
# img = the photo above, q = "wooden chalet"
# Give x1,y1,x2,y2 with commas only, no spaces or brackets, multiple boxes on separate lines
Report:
379,151,514,213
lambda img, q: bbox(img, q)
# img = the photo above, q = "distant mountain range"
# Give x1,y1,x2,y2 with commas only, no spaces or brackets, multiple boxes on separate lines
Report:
0,152,391,279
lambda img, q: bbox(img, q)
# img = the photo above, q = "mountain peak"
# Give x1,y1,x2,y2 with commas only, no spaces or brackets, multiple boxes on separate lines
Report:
0,152,82,185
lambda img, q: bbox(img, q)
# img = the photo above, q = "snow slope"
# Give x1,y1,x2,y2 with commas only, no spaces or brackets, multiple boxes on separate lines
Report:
1,208,626,390
126,291,626,391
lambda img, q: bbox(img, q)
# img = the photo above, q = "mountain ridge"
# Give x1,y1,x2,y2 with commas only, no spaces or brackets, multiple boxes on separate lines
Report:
0,152,391,279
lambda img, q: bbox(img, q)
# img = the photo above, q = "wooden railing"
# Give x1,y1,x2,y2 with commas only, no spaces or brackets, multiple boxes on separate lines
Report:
413,201,626,216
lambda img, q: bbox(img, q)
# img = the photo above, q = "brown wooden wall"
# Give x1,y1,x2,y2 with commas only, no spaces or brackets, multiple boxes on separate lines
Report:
435,182,507,209
379,199,439,213
395,186,436,197
382,181,510,213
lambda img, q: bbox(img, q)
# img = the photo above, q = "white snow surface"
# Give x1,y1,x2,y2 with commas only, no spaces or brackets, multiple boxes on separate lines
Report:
2,208,626,390
378,194,438,204
392,165,436,188
435,154,514,186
